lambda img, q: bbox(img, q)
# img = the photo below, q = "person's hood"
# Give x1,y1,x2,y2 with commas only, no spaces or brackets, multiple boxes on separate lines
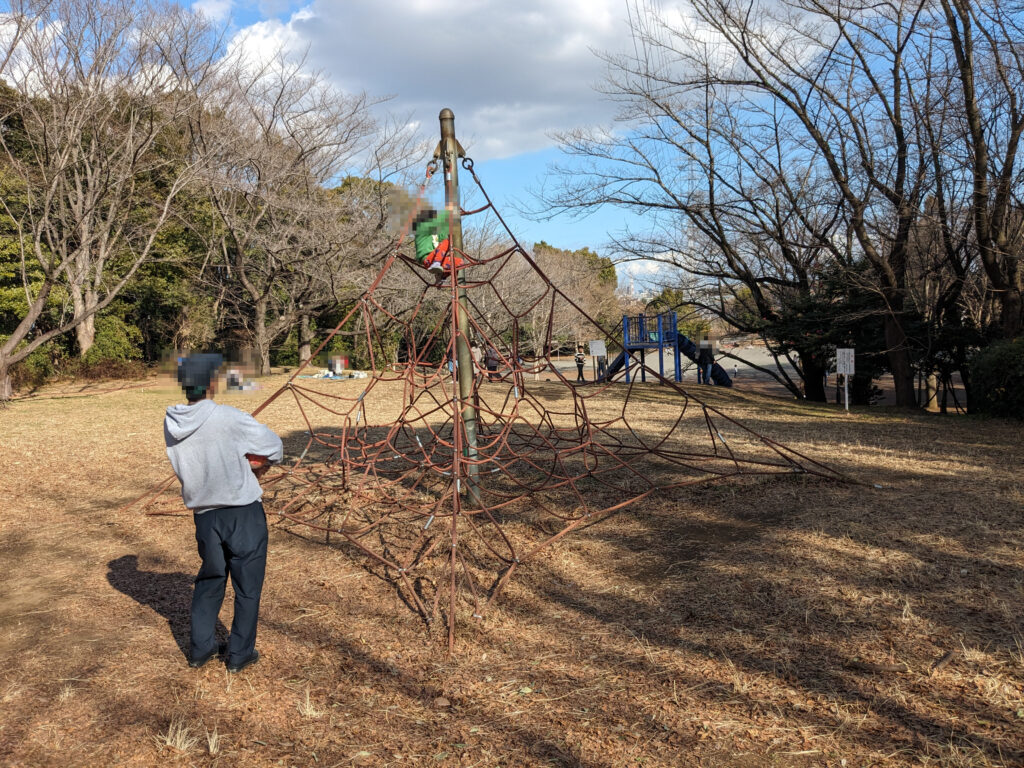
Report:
164,399,217,441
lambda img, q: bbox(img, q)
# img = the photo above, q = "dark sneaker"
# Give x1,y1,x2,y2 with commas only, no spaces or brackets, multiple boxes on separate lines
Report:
188,644,224,669
226,650,260,673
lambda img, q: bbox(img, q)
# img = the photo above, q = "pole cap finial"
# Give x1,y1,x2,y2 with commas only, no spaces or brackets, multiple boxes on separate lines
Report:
439,108,454,120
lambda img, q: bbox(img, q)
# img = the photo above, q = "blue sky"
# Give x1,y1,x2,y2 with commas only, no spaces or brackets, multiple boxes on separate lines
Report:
452,147,652,253
194,0,665,281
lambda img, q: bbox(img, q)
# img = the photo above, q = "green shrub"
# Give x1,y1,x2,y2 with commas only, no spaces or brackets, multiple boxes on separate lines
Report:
76,358,147,380
969,337,1024,418
325,335,350,358
83,315,142,365
272,329,299,368
1,335,57,391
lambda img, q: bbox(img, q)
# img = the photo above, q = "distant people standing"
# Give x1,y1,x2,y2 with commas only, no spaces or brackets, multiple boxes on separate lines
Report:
485,346,501,382
574,345,586,383
697,340,714,385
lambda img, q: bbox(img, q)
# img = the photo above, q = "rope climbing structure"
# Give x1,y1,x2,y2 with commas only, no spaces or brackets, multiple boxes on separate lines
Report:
133,109,851,651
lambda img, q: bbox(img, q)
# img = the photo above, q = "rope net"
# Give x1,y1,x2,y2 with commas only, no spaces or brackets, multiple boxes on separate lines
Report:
138,157,849,649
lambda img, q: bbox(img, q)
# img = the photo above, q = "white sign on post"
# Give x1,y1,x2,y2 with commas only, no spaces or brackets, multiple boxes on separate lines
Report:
588,340,607,357
836,348,854,411
836,348,855,375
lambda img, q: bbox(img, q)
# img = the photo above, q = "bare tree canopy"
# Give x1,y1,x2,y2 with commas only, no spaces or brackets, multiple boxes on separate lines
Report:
539,0,1024,407
0,0,221,398
190,46,433,373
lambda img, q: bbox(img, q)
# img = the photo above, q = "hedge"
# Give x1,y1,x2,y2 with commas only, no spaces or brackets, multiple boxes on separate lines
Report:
970,337,1024,419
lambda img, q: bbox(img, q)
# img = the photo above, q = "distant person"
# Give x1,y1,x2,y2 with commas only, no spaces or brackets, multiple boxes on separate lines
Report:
164,353,283,673
574,345,586,383
732,364,738,379
485,346,501,381
697,341,714,385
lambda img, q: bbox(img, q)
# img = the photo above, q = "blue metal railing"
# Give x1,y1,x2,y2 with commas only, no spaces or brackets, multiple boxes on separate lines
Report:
623,313,678,346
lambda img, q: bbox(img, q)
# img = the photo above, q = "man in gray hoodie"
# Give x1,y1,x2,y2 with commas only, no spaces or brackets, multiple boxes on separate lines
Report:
164,353,283,672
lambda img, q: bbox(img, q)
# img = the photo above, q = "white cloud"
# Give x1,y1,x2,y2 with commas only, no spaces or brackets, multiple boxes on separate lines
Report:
223,9,309,69
225,0,638,161
617,259,673,292
193,0,234,23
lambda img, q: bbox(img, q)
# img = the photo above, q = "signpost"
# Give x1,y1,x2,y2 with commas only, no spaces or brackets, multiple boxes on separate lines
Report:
588,340,607,381
836,348,854,412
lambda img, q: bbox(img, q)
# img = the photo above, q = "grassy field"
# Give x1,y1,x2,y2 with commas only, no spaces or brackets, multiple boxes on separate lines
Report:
0,374,1022,767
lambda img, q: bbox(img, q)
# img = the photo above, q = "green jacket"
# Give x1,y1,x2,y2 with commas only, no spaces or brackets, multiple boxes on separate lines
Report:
414,211,450,261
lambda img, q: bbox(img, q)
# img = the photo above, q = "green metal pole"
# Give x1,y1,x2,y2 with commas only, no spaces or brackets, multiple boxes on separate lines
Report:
439,108,481,508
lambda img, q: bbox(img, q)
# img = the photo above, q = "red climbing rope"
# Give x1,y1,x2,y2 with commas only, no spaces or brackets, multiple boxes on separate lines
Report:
130,156,853,650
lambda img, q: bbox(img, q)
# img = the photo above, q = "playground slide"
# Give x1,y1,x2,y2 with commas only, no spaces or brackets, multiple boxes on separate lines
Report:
679,336,733,387
601,337,733,386
603,350,627,378
708,360,733,387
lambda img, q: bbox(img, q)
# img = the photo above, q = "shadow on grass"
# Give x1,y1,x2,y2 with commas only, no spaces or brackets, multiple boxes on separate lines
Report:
497,474,1024,765
105,554,227,660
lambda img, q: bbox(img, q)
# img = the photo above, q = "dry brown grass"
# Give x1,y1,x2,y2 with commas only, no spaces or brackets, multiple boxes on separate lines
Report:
153,714,200,753
1,373,1022,767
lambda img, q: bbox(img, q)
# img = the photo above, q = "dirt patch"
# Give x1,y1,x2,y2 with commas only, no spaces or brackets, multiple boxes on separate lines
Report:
1,374,1022,766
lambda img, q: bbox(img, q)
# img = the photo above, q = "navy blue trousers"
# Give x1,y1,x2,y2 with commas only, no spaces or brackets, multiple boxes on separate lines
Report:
191,500,267,666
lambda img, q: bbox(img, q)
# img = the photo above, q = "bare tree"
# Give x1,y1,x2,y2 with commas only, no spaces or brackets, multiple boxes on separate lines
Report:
542,0,957,406
0,0,220,398
541,38,851,398
466,238,619,359
194,48,390,373
940,0,1024,338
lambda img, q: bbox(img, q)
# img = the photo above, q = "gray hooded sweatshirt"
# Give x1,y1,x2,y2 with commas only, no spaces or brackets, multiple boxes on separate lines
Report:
164,399,283,513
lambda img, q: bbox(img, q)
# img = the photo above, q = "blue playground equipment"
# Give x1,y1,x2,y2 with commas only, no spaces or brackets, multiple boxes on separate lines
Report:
603,312,732,386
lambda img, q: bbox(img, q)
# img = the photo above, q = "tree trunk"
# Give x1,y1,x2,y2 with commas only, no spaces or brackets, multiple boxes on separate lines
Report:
884,314,917,408
852,374,875,406
257,340,271,375
253,298,271,375
0,361,12,401
76,314,96,357
1000,288,1023,339
0,281,56,400
298,313,313,365
70,287,99,357
924,373,939,412
800,351,827,402
960,364,972,414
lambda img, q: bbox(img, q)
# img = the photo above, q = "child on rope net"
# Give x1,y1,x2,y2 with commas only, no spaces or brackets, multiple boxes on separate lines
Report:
413,204,464,279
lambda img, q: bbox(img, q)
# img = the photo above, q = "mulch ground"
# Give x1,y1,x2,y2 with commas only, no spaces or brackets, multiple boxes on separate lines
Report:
0,373,1021,767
